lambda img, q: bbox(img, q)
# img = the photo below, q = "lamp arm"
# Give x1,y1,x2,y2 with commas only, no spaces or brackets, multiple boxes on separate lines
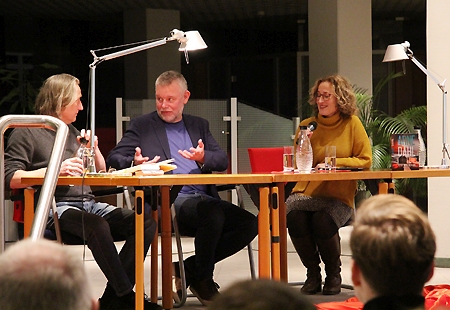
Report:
87,36,178,166
410,56,446,91
410,55,449,166
90,37,174,69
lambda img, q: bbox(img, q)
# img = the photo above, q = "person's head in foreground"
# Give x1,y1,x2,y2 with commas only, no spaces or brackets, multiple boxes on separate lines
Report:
207,279,316,310
0,238,98,310
350,194,436,303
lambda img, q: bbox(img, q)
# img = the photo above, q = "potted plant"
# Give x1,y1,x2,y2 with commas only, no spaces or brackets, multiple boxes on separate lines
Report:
0,62,59,115
355,73,428,211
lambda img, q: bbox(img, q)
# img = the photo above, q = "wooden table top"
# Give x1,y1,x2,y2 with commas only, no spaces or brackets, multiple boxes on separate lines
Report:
21,168,450,187
271,169,392,183
21,173,275,186
390,168,450,179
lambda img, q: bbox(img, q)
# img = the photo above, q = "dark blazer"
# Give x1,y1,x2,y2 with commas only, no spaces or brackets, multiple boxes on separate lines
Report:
107,111,228,198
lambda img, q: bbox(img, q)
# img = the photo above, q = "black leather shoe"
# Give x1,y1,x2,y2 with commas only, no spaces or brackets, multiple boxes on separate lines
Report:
99,288,162,310
189,278,220,306
98,285,118,310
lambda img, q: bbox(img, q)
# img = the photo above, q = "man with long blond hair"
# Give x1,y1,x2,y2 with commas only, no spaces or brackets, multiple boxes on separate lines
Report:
4,73,161,310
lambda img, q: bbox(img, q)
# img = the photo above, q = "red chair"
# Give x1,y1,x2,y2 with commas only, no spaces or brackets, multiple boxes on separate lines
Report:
246,147,290,206
246,147,287,281
247,147,285,173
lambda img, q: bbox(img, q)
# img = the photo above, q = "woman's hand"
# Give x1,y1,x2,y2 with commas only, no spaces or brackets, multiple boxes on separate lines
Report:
315,163,326,171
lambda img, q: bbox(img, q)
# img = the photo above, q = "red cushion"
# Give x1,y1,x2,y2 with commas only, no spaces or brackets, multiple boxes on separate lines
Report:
315,285,450,310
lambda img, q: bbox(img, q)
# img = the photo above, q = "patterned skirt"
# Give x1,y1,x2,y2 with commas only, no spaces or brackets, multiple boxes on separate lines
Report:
286,193,353,228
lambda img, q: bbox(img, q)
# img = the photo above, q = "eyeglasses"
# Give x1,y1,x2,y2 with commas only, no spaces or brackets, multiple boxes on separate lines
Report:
315,93,333,101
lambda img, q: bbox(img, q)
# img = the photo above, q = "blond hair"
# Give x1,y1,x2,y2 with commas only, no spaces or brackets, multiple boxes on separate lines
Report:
35,73,80,118
350,194,435,296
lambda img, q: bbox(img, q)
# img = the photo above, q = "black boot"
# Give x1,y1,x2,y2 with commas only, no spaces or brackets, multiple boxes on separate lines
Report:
290,235,322,294
316,232,342,295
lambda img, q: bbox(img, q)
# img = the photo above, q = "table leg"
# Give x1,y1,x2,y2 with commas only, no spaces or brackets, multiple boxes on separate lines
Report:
277,182,288,282
258,186,270,278
388,182,395,193
150,203,159,302
270,186,280,280
135,189,144,310
24,188,35,237
160,185,173,310
378,182,388,194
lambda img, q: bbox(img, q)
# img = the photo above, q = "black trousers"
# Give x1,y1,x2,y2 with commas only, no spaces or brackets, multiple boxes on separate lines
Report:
174,194,258,282
57,206,156,296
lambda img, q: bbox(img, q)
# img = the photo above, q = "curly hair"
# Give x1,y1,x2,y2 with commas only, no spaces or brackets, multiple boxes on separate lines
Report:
308,74,357,119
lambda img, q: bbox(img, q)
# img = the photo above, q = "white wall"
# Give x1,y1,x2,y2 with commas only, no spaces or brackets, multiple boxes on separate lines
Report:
427,0,450,262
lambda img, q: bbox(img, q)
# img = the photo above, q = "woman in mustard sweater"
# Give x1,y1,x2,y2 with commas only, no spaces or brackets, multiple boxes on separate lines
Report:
287,74,372,295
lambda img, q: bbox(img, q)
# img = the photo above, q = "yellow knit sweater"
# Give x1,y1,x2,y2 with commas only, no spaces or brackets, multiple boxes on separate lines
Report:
291,113,372,208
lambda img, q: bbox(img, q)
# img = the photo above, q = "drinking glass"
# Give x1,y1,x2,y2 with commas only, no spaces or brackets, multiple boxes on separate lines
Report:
80,147,95,174
283,146,295,172
325,146,337,171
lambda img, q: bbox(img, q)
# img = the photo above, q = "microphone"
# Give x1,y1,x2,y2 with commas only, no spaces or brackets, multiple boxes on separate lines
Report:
296,121,318,144
307,121,317,132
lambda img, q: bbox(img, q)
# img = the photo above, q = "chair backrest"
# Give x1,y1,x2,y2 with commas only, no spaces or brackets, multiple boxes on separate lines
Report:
247,147,285,173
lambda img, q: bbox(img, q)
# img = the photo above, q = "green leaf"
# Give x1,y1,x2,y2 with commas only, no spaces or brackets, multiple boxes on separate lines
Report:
372,143,391,169
39,63,59,69
0,62,59,114
354,72,428,198
10,101,20,113
0,88,21,106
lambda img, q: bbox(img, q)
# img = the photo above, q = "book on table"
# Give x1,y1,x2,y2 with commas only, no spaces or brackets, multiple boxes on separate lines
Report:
390,133,420,170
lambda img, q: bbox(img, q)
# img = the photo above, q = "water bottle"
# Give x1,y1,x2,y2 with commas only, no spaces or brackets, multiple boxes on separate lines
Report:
75,137,87,158
296,126,313,172
414,126,426,167
74,138,95,174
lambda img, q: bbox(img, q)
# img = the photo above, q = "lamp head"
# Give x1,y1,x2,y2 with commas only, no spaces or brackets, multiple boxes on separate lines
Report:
170,29,207,51
383,41,411,62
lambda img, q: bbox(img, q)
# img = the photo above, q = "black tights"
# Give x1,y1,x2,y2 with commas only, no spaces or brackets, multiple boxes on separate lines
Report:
287,209,338,239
